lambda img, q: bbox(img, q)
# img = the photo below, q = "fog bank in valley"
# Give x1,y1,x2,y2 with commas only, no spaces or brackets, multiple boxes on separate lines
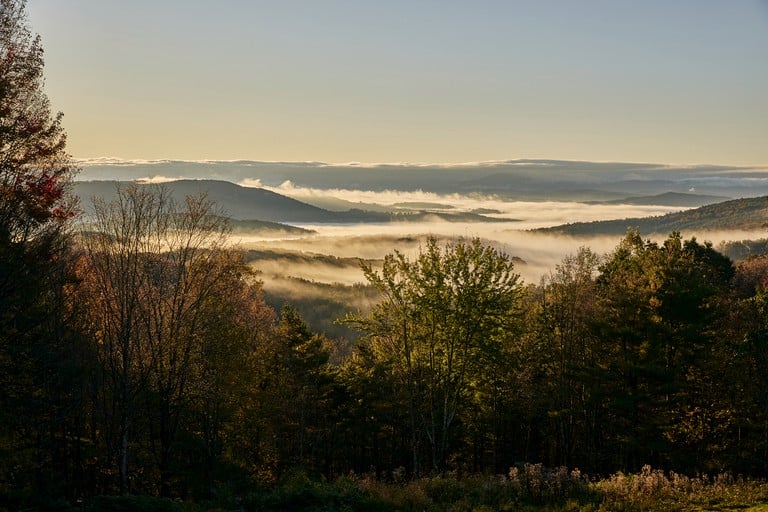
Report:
228,186,767,287
243,182,687,228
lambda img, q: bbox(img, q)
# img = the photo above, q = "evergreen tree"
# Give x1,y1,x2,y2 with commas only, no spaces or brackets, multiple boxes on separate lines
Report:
0,0,79,501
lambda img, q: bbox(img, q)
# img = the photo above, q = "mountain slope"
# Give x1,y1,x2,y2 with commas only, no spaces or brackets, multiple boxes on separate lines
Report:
73,180,508,224
535,196,768,236
75,180,354,222
585,191,732,207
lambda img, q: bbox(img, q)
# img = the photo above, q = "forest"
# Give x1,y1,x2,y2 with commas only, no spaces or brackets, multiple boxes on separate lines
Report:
3,1,768,510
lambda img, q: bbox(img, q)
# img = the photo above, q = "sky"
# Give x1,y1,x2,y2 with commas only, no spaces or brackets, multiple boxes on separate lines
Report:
26,0,768,165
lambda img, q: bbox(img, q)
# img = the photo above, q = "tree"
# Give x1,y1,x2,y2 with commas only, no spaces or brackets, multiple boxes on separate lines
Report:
230,305,334,482
0,0,75,382
0,0,79,501
77,184,236,495
0,0,74,246
346,237,524,474
724,256,768,473
177,252,275,498
536,247,602,468
591,230,734,471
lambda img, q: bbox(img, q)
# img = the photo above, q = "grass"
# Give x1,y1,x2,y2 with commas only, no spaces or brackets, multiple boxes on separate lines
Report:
233,464,768,512
18,465,768,511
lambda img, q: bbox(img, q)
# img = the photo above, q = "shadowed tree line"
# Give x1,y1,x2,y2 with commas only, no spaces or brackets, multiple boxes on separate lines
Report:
5,0,768,507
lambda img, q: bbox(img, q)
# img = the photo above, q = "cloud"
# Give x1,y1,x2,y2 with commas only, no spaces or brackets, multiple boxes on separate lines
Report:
76,157,766,172
240,178,264,188
136,175,184,184
323,159,556,169
241,182,687,227
77,157,176,166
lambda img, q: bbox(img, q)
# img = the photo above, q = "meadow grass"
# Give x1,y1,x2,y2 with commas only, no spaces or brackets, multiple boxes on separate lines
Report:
236,464,768,512
32,465,768,511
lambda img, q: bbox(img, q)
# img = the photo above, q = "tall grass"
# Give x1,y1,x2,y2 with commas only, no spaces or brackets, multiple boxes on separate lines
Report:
34,465,768,511
351,464,768,512
595,464,768,511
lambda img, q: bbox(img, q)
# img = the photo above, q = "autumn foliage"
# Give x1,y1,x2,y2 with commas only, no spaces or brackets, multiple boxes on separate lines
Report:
5,1,768,510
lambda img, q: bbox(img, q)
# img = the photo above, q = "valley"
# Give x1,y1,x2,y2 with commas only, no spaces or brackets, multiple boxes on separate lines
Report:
73,170,768,343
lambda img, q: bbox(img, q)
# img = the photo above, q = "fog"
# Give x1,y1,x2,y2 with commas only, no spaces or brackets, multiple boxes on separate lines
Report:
77,161,768,287
246,182,687,229
250,257,366,287
227,185,767,286
72,161,768,336
241,230,768,290
230,188,632,283
239,231,614,285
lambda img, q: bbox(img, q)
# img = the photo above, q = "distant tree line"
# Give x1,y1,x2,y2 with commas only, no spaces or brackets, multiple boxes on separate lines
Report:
4,0,768,506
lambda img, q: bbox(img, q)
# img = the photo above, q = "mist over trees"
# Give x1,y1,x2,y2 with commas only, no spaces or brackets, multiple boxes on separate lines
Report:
6,0,768,508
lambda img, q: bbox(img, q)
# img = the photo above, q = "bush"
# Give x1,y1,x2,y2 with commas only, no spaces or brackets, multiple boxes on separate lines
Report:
596,465,768,511
15,466,766,512
242,470,393,511
84,495,183,512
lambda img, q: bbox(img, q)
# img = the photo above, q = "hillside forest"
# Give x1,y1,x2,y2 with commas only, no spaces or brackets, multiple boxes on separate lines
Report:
5,1,768,509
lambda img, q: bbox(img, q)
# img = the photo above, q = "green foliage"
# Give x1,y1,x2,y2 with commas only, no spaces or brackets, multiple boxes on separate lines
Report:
566,231,737,471
84,495,183,512
262,277,377,349
345,236,524,474
243,472,392,512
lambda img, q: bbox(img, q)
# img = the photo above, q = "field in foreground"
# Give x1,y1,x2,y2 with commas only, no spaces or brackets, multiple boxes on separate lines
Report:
18,466,768,512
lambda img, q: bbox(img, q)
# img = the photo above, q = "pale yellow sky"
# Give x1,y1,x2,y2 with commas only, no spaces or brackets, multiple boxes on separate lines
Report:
28,0,768,166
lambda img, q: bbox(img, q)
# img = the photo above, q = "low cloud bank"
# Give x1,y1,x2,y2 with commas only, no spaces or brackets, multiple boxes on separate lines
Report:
236,224,767,287
242,183,685,228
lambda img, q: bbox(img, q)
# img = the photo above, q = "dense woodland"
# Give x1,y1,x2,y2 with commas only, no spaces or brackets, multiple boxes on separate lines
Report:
4,1,768,509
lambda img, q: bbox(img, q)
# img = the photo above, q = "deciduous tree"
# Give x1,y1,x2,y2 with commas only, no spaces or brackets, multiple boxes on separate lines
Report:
77,184,235,495
346,237,524,474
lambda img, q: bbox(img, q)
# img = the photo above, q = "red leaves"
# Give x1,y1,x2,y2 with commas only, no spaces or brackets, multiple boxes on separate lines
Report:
9,169,70,222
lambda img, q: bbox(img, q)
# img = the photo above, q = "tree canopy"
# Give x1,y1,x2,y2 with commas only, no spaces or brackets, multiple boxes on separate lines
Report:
346,237,524,474
5,1,768,505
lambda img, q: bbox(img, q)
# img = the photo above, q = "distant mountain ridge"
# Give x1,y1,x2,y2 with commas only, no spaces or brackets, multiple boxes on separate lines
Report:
76,159,768,202
536,196,768,236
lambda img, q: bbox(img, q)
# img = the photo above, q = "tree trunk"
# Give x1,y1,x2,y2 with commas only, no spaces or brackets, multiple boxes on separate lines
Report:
119,422,128,495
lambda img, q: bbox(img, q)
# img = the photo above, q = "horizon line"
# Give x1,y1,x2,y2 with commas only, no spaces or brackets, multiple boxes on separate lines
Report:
74,157,768,170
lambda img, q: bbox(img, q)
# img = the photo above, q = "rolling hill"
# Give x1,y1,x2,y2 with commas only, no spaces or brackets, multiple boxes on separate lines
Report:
535,196,768,236
75,180,358,223
73,180,508,224
584,191,732,207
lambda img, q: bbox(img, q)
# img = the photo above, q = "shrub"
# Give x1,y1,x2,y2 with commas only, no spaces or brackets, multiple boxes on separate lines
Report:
84,495,183,512
595,465,768,511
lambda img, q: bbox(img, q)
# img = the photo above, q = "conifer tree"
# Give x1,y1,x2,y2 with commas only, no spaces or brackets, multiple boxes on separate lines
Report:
0,0,79,501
